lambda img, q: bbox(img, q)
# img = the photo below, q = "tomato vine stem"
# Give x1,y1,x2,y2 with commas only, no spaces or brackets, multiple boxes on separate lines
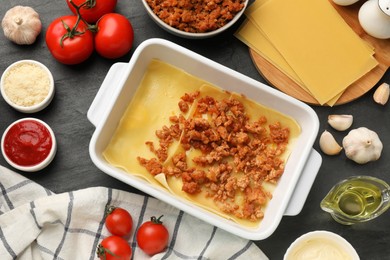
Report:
151,215,164,224
60,0,97,47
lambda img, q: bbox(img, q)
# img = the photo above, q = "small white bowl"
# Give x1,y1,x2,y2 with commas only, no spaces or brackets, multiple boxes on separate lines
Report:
141,0,248,39
1,118,57,172
1,60,54,113
284,230,360,260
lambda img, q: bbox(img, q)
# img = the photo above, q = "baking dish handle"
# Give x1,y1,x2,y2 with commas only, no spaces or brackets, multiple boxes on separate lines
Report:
87,62,128,127
284,148,322,216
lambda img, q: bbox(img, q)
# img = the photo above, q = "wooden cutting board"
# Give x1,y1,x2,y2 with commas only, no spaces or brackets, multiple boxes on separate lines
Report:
249,1,390,106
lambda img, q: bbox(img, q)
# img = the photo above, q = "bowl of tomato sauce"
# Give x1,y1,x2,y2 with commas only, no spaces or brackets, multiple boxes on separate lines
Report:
1,118,57,172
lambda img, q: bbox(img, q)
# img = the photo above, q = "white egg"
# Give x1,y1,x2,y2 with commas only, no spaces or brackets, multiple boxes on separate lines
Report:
358,0,390,39
378,0,390,16
332,0,360,6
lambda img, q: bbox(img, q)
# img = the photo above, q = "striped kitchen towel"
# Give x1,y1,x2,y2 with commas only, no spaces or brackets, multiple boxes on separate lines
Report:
0,165,268,260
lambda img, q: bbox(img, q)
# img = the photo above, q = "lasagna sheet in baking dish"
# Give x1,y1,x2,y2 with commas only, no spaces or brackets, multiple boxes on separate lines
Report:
103,59,301,228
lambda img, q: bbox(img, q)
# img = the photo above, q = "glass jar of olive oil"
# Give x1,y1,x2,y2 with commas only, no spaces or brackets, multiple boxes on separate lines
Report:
320,176,390,225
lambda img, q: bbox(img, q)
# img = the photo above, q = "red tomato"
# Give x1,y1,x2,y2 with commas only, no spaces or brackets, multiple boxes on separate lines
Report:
66,0,117,23
45,15,94,65
97,236,132,260
136,216,169,255
94,13,134,59
105,206,133,237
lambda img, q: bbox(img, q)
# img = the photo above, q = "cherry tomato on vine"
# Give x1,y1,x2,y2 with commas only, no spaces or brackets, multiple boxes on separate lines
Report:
97,235,132,260
94,13,134,59
136,216,169,255
45,15,94,65
66,0,117,23
105,206,133,237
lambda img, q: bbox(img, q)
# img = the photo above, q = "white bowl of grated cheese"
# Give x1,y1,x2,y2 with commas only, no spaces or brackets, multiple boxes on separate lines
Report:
1,60,55,113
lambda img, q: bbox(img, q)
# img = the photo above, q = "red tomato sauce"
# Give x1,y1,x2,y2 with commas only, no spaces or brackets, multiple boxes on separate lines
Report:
3,120,52,166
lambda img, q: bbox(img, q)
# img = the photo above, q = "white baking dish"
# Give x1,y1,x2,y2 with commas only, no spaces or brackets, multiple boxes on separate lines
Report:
87,38,321,240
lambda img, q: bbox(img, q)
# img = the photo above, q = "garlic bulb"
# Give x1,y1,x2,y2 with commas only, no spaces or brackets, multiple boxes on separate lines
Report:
1,6,42,45
328,115,353,131
342,127,383,164
319,130,343,155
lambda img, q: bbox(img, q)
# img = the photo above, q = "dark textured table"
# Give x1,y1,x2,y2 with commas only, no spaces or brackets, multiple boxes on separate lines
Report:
1,0,389,259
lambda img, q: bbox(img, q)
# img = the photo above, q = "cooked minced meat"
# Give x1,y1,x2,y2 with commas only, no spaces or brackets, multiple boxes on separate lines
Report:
138,91,290,221
146,0,245,33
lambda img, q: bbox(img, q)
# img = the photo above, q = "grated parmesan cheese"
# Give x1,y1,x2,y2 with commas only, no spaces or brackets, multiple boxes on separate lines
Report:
3,62,50,107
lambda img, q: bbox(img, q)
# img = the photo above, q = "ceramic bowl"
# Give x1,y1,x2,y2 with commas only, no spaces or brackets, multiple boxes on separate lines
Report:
0,60,55,113
141,0,248,39
87,38,321,240
284,230,360,259
1,118,57,172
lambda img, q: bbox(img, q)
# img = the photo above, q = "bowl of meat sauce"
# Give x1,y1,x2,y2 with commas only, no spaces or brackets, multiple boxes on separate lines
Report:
142,0,248,39
1,118,57,172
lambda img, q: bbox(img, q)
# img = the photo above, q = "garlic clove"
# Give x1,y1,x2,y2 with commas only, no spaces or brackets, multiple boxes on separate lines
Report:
319,130,342,155
373,82,390,105
342,127,383,164
328,114,353,131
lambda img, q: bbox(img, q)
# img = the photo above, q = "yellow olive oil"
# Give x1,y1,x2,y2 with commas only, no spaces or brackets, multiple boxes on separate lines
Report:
324,180,382,218
321,176,390,224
